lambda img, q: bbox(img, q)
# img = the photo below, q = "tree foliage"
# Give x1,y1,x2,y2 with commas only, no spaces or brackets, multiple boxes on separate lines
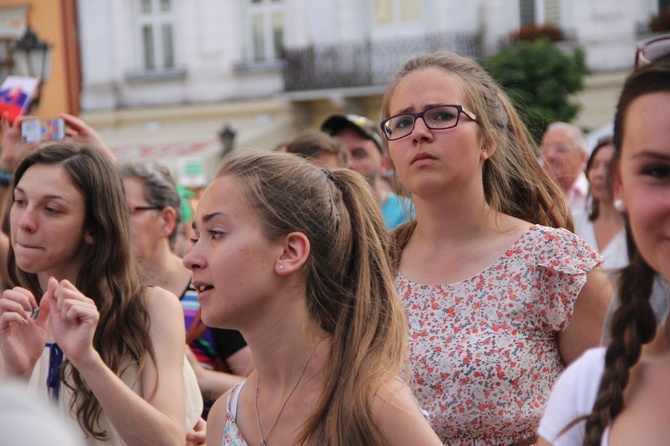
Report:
483,38,588,143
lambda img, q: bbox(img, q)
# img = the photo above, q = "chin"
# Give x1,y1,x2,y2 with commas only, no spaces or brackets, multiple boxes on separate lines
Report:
13,259,40,275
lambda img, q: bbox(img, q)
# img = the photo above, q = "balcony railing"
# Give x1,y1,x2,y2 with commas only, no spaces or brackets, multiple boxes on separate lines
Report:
283,32,482,92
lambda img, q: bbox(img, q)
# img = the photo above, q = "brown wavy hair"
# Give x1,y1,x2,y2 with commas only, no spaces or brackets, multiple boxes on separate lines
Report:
7,143,157,440
379,51,572,266
216,152,408,445
580,56,670,446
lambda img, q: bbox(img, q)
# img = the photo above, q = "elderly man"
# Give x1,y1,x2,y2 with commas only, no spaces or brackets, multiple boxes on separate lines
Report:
540,122,590,211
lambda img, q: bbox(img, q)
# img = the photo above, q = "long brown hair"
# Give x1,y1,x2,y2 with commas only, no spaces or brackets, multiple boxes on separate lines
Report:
216,152,408,445
581,57,670,446
379,52,572,266
8,143,156,440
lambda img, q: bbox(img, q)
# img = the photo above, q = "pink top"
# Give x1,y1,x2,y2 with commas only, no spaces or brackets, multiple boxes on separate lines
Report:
397,225,602,445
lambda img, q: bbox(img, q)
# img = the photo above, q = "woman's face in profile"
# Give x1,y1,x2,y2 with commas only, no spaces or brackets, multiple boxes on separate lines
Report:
617,91,670,280
10,163,91,278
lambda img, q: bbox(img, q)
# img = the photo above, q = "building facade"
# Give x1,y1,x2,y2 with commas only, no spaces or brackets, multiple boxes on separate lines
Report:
71,0,670,181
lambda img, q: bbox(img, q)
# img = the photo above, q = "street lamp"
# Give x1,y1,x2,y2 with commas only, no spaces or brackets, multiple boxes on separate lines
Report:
219,124,236,159
11,26,52,111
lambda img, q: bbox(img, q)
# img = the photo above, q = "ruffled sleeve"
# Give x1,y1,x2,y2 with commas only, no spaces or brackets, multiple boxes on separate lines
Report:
533,226,603,332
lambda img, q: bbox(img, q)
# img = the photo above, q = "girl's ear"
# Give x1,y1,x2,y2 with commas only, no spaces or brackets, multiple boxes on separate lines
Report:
84,231,94,245
275,232,310,275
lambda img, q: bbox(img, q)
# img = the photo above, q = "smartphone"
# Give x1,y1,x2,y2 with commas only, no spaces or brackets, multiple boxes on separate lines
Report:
21,117,66,143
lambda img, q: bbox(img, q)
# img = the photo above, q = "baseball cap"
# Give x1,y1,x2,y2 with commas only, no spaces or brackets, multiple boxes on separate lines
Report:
321,114,384,153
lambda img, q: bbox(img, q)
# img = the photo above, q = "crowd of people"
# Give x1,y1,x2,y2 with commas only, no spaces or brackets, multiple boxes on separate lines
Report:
0,33,668,446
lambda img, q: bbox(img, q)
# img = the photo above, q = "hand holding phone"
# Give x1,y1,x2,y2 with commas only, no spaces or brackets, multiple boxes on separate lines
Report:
21,118,66,143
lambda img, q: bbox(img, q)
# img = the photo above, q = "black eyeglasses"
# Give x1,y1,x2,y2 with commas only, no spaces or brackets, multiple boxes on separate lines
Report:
635,33,670,69
129,204,164,215
380,105,478,141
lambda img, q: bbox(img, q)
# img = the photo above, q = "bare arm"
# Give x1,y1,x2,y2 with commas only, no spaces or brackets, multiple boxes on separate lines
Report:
204,389,228,446
54,284,187,446
558,266,613,364
373,379,442,446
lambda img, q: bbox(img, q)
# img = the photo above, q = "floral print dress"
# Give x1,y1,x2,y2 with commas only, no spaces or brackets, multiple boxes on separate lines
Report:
397,225,602,445
221,382,247,446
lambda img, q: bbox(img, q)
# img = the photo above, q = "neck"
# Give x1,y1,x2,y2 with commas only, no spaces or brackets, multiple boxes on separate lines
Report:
411,186,495,248
559,174,579,193
38,270,78,292
597,199,622,221
245,296,329,389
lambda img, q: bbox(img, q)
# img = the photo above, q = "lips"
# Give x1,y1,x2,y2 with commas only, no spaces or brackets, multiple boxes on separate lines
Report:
411,151,438,164
191,280,214,300
15,241,43,250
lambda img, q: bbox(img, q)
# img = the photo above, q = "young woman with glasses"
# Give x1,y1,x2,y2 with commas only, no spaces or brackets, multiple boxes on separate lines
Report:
380,51,613,445
537,51,670,446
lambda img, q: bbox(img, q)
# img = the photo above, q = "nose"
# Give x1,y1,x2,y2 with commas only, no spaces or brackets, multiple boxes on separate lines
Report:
410,116,433,143
182,244,204,271
17,206,37,233
542,150,559,165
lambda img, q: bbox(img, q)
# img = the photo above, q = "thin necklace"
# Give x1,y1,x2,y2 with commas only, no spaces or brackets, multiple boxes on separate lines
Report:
254,337,324,446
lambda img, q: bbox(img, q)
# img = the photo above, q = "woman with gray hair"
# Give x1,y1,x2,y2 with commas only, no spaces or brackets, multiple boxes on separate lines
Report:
117,161,253,420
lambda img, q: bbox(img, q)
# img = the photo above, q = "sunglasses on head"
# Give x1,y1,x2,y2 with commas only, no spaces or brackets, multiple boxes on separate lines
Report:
635,33,670,69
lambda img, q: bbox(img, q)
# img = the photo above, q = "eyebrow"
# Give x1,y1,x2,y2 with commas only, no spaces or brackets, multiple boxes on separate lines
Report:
630,151,670,161
391,103,448,115
191,212,225,230
14,187,68,202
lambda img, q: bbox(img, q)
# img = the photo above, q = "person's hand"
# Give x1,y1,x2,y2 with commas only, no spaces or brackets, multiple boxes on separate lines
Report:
0,112,40,172
60,113,115,161
47,277,100,366
186,417,206,445
0,285,50,376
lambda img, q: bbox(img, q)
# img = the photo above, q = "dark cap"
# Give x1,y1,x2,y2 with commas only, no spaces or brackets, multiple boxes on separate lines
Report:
321,114,383,153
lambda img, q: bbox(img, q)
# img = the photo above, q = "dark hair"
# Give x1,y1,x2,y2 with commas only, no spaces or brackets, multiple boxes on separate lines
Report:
215,152,407,445
8,143,156,440
118,160,182,247
585,135,615,221
285,130,346,167
581,56,670,446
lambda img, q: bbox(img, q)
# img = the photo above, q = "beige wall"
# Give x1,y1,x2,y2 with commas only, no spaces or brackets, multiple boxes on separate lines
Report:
0,0,79,118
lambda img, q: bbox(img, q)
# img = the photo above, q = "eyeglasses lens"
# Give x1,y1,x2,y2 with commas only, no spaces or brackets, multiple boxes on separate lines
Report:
383,106,460,140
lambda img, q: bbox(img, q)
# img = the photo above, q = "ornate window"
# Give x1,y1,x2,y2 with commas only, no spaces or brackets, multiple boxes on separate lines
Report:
137,0,176,70
247,0,285,63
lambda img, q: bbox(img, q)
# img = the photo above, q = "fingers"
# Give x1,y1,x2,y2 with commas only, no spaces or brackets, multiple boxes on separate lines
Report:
48,279,99,327
60,113,91,138
0,287,38,324
186,418,207,445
